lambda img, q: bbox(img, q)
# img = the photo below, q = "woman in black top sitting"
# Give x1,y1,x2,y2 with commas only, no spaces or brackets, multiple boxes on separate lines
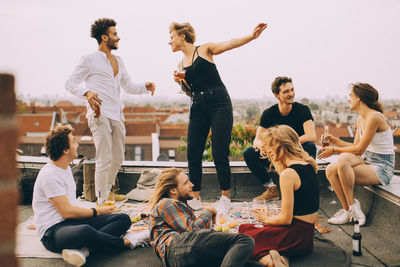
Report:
239,125,319,267
168,22,267,211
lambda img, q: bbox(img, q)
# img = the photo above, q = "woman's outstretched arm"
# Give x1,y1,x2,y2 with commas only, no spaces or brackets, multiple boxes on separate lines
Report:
205,23,267,56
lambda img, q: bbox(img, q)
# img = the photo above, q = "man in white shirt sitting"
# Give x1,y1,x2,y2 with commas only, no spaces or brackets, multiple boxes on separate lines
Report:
65,18,156,205
33,125,138,266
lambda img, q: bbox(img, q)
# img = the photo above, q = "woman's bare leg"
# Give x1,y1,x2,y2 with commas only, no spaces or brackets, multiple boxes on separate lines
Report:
326,163,350,210
336,153,364,207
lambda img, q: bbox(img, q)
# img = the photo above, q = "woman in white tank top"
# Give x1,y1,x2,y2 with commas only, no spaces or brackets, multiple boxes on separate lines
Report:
318,83,395,227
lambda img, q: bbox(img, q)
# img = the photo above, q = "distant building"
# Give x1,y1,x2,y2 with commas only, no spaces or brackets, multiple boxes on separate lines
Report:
16,102,187,161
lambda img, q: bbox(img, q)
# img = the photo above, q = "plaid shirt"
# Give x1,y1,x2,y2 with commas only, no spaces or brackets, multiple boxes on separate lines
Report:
149,198,213,266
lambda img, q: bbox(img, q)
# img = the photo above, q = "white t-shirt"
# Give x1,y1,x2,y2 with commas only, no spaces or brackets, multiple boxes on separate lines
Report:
32,163,77,239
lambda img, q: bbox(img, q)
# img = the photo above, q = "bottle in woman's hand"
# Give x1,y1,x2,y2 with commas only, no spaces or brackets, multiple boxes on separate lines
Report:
322,126,329,147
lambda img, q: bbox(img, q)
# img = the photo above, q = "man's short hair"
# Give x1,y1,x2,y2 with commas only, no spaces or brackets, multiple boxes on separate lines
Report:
271,76,292,95
45,124,74,161
90,18,117,44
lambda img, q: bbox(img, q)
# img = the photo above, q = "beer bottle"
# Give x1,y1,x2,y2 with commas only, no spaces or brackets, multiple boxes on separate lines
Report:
322,126,329,147
352,220,362,256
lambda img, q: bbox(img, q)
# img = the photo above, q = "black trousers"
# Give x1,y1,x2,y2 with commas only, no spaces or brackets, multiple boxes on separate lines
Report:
187,86,233,192
41,213,131,253
166,229,264,267
243,141,317,186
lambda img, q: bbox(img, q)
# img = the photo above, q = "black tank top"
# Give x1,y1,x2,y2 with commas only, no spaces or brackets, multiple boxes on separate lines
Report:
289,164,319,216
183,46,224,92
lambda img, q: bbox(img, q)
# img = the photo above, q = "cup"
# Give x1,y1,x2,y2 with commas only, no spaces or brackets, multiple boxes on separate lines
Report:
252,199,267,213
103,200,115,206
176,71,186,79
252,199,267,227
103,194,115,206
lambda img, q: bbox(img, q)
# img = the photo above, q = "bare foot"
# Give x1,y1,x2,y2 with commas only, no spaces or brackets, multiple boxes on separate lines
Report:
259,254,273,266
269,250,289,267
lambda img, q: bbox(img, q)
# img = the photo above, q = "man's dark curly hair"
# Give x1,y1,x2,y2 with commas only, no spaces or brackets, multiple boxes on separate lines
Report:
45,124,74,161
271,76,292,95
90,18,117,44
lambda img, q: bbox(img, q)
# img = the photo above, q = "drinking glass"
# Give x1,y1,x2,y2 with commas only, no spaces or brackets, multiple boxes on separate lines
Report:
252,199,267,228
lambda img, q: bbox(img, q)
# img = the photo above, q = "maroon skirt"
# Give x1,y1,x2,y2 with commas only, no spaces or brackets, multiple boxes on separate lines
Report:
238,218,314,260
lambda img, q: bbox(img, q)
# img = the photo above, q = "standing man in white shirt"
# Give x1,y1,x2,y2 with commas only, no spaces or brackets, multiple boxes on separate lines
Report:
65,18,156,206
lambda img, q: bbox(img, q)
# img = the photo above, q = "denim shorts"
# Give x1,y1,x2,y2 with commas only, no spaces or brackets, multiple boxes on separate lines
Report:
363,151,395,185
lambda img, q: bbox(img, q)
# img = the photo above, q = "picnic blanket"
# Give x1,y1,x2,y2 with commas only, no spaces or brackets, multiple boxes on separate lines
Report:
16,200,331,258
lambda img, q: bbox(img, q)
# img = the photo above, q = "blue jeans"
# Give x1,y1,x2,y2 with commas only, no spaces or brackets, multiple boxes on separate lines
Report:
187,86,233,191
243,142,316,185
166,229,263,267
41,213,131,253
364,151,395,185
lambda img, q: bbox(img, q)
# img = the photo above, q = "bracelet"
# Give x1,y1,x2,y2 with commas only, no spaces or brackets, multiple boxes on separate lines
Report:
91,207,97,217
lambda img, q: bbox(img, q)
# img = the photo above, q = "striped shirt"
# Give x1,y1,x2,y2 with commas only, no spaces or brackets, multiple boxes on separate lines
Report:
149,198,212,266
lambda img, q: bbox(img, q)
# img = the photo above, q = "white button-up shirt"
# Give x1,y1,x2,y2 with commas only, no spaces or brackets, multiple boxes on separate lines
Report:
65,50,147,121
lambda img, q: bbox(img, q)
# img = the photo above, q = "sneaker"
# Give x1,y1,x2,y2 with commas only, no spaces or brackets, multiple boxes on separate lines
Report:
327,209,352,224
349,199,366,226
108,191,127,202
187,197,203,210
254,186,279,201
124,230,150,249
214,195,231,216
62,248,89,266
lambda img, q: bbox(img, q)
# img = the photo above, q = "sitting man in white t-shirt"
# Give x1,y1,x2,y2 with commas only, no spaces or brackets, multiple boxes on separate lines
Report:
32,124,137,266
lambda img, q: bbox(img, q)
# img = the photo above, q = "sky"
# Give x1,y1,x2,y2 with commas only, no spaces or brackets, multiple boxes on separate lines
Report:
1,0,399,101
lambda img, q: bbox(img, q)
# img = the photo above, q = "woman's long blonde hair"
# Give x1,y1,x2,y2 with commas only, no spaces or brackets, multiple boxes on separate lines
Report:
149,168,182,210
259,125,318,174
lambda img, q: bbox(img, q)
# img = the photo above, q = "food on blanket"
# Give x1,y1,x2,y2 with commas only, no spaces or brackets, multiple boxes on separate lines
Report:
131,215,142,223
219,218,227,225
27,224,36,230
103,200,115,206
222,226,231,232
215,225,223,231
228,221,239,228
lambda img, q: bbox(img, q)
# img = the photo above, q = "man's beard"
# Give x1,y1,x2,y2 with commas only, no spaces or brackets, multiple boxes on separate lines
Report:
107,41,118,50
178,194,193,202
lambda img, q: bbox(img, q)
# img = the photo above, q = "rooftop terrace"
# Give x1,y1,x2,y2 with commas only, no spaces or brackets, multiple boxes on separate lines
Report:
16,156,400,267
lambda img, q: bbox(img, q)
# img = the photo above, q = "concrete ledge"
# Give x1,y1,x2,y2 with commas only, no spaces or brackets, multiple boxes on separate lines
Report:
363,175,400,207
17,155,400,207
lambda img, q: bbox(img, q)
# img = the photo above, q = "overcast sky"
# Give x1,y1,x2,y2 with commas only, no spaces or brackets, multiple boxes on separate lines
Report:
1,0,399,100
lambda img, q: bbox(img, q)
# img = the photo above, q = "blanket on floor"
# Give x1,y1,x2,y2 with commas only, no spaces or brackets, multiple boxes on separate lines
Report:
16,200,330,258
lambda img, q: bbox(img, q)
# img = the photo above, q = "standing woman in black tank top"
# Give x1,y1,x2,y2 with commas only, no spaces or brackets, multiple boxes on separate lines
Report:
168,22,267,211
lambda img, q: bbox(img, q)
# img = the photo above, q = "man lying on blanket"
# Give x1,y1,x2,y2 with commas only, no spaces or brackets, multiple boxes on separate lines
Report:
148,168,264,267
32,125,138,266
